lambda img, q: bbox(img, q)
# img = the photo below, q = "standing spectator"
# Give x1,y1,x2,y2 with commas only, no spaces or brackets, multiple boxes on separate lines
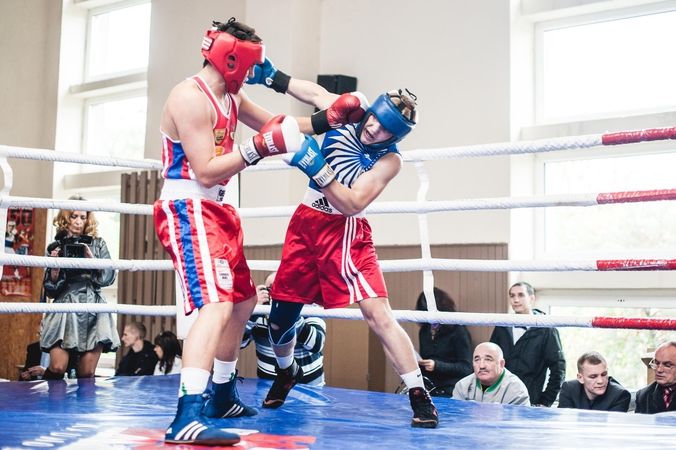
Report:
635,340,676,414
558,351,630,412
241,272,326,386
41,198,120,379
452,342,530,406
116,322,158,376
490,282,565,407
415,288,472,397
153,331,183,376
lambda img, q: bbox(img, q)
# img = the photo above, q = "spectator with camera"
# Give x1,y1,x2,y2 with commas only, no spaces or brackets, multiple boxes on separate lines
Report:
40,196,120,379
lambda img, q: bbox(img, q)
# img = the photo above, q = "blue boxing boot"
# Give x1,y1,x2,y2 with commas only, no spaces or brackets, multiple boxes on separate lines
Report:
165,391,240,446
204,371,258,419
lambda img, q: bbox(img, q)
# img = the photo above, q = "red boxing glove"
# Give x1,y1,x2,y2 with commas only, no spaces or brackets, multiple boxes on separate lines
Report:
239,115,303,166
311,92,369,135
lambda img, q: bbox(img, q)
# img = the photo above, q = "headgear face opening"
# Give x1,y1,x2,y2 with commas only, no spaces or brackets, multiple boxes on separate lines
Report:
201,21,265,94
357,89,418,150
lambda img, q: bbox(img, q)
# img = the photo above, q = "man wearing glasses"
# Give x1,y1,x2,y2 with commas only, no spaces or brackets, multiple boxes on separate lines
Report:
635,340,676,414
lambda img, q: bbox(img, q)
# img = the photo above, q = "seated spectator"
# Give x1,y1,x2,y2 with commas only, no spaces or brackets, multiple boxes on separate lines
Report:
153,331,183,375
635,340,676,414
116,322,158,376
21,340,78,381
558,351,630,412
241,272,326,386
415,288,472,397
20,341,49,381
453,342,530,406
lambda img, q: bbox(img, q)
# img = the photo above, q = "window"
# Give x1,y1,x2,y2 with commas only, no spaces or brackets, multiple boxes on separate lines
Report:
83,92,148,167
541,148,676,256
86,1,151,80
56,1,152,375
536,3,676,124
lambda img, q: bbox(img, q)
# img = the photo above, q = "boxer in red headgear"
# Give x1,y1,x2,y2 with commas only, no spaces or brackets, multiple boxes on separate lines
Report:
154,17,370,445
201,19,264,95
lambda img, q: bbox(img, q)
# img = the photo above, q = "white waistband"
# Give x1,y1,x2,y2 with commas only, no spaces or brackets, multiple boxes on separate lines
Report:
160,178,228,204
301,189,365,218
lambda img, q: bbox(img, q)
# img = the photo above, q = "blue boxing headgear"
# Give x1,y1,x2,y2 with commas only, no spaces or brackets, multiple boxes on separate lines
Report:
357,88,418,150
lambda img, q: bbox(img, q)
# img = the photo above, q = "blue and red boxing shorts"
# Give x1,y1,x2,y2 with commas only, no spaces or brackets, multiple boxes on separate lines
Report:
154,197,256,315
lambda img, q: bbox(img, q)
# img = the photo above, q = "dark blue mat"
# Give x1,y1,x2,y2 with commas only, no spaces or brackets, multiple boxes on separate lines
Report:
0,375,674,449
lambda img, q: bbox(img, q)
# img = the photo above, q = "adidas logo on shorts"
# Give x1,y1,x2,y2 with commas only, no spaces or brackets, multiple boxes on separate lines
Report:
311,196,333,213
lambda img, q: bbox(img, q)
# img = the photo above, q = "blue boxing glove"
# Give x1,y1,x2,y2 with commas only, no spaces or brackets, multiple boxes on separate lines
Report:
282,135,336,188
245,57,290,94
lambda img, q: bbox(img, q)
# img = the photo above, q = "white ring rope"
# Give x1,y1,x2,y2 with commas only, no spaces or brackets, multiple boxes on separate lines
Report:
5,302,676,331
0,302,583,326
0,302,587,326
0,145,163,170
4,190,676,219
4,254,676,273
0,196,151,215
0,302,175,316
4,127,673,171
403,134,601,161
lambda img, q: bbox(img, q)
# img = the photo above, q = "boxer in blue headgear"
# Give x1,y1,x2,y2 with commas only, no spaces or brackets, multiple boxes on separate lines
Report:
245,72,436,428
356,88,418,150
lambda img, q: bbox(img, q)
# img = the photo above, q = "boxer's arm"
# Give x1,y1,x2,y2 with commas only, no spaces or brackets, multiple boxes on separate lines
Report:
322,152,403,217
238,88,315,136
169,83,247,188
286,78,339,111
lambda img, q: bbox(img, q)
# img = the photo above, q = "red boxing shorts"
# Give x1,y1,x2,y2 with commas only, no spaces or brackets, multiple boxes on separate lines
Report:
271,204,387,309
154,198,256,315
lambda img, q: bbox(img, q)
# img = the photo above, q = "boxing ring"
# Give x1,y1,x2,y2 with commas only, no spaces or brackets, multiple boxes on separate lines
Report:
2,375,676,449
1,126,676,449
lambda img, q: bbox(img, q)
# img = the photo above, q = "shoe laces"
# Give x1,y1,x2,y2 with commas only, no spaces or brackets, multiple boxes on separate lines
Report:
409,388,433,407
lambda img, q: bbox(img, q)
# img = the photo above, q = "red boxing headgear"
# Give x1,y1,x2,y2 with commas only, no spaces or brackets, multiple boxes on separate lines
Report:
201,25,265,94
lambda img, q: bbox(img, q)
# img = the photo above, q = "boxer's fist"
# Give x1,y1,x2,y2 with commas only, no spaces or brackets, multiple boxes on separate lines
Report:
245,57,290,94
282,135,335,188
311,92,369,134
239,115,302,166
329,92,368,126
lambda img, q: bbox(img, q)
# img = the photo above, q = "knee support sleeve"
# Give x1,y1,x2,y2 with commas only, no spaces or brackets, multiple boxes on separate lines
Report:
268,300,304,346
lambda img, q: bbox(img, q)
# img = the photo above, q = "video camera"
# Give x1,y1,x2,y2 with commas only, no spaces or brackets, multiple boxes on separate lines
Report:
47,230,93,258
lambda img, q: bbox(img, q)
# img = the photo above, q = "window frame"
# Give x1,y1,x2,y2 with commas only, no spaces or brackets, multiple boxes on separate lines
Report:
534,0,676,125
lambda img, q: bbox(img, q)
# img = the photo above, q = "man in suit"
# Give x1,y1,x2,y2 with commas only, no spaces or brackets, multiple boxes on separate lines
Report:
635,340,676,414
558,351,630,412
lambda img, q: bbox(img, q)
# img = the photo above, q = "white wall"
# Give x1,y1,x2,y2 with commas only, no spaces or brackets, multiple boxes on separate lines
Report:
244,0,512,246
142,0,513,247
0,0,59,198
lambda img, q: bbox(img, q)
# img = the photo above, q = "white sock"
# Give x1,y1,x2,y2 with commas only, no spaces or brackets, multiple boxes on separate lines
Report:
277,354,294,370
179,367,211,397
212,358,237,384
401,368,424,390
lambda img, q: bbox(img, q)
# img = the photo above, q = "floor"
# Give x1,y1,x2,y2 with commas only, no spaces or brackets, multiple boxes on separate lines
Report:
1,375,675,449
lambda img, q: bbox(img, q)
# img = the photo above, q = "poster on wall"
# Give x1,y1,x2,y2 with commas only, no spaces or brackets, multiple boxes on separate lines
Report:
2,207,34,296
